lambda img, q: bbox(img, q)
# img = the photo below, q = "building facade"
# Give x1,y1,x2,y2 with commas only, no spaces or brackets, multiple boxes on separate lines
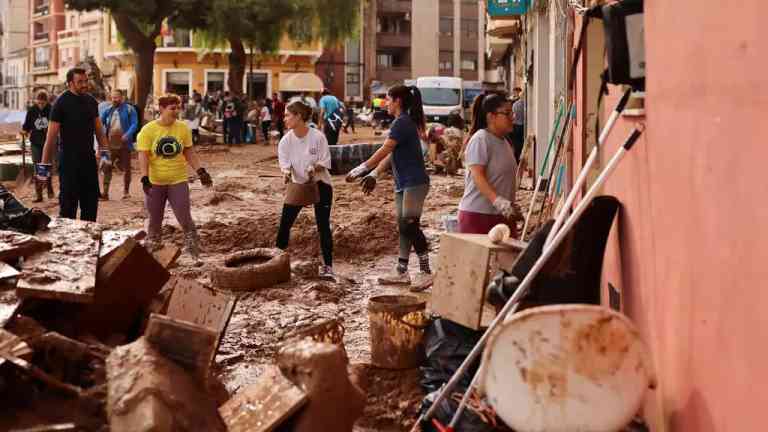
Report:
57,9,106,82
102,21,325,104
0,0,30,109
29,0,65,90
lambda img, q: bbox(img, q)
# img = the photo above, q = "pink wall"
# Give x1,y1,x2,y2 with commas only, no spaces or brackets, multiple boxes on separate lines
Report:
574,1,768,430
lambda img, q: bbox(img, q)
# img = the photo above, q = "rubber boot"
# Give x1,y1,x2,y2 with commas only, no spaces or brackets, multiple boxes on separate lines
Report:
33,178,43,203
184,230,203,266
46,178,54,199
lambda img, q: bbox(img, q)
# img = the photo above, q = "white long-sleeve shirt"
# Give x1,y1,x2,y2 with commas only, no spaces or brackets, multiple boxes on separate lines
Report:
278,128,332,185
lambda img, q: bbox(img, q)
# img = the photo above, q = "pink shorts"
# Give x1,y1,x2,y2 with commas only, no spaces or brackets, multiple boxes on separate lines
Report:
458,210,517,237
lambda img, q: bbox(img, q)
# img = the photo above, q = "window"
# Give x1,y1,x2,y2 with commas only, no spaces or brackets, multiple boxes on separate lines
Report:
420,87,461,106
461,18,478,38
33,22,48,41
439,51,453,70
377,54,393,68
439,17,453,36
165,70,191,96
163,28,192,48
205,71,226,94
33,47,50,69
461,53,477,71
378,15,409,34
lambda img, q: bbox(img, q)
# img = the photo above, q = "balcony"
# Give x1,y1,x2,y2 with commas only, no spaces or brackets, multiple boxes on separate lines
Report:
33,1,50,17
377,32,410,49
377,66,411,83
33,32,50,43
378,0,411,14
58,29,79,41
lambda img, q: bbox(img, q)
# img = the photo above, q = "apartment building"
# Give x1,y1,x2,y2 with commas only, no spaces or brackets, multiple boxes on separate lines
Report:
57,8,106,81
0,0,30,109
363,0,488,91
29,0,65,90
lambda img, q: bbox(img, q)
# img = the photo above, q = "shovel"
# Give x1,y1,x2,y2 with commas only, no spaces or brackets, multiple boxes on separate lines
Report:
15,135,33,190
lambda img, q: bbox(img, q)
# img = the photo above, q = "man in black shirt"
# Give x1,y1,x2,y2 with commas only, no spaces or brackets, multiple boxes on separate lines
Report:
40,67,109,222
22,90,54,202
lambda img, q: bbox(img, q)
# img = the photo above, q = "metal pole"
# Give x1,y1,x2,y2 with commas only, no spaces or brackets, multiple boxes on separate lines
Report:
249,44,254,101
414,126,644,429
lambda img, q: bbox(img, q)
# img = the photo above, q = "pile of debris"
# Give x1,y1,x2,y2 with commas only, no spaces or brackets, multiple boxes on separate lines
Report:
0,185,373,431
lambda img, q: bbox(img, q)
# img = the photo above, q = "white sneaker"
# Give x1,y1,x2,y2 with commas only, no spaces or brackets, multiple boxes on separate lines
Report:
318,265,337,281
378,268,411,285
410,272,434,292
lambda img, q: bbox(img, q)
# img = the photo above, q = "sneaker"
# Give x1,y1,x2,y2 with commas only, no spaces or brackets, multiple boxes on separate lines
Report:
184,231,201,259
410,272,434,292
318,265,337,282
378,268,411,285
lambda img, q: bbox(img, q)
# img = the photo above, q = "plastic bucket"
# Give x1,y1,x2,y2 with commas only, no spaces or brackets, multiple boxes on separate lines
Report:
442,214,459,233
368,295,428,369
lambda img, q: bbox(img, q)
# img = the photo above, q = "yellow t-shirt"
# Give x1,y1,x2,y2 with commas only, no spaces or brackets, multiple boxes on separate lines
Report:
136,120,193,185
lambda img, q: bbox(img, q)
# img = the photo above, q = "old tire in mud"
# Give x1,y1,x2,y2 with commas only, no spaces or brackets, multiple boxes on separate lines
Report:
329,143,383,175
211,248,291,291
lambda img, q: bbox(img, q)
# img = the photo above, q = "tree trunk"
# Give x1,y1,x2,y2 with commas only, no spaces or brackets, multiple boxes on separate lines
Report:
112,13,163,117
228,37,246,97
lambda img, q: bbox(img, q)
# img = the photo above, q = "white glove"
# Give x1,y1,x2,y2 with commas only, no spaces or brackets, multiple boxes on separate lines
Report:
306,164,316,180
282,170,292,184
347,163,370,179
493,196,514,219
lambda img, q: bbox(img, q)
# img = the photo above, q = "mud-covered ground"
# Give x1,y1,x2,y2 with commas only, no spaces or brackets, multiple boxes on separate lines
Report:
5,130,533,431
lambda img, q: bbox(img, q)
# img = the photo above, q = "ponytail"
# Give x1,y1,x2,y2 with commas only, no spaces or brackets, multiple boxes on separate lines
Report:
469,92,510,137
388,85,426,132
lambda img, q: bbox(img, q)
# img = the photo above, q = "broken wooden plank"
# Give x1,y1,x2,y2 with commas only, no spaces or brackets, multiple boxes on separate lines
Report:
99,229,146,260
0,328,31,367
219,365,308,432
107,337,227,432
9,423,78,432
0,261,19,280
79,237,169,338
0,288,21,327
16,218,102,304
166,277,235,343
0,230,52,262
144,313,219,382
151,244,181,269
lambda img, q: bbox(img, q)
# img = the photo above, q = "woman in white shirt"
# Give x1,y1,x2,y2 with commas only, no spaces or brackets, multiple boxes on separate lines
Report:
275,100,335,278
260,100,273,143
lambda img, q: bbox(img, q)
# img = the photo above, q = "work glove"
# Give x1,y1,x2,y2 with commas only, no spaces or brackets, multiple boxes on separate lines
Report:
306,164,316,181
493,196,520,221
141,175,152,195
346,162,370,182
282,170,292,184
361,171,377,195
197,167,213,188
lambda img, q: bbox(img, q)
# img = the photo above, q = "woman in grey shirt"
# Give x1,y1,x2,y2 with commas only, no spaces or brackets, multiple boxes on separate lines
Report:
458,93,521,234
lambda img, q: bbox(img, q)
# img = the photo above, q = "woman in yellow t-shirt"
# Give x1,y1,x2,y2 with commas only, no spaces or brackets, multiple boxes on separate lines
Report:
136,94,213,263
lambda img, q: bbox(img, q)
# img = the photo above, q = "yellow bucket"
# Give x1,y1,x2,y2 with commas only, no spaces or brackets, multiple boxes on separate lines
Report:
368,295,429,369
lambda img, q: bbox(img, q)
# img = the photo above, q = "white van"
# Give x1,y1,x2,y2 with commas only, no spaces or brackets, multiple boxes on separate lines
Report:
415,77,463,125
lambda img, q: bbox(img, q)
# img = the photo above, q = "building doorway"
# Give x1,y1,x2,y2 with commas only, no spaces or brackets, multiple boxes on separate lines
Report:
245,72,269,100
164,70,192,98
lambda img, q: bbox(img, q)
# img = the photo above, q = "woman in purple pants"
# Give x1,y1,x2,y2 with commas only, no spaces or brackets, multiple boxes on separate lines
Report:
137,94,214,264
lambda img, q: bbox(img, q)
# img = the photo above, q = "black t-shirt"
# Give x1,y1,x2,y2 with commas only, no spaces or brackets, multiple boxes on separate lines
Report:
389,114,429,191
22,104,51,148
50,90,99,163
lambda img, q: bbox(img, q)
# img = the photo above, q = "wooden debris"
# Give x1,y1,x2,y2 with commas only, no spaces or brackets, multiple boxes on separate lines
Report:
0,261,19,280
144,313,219,382
0,288,21,327
165,277,235,342
151,245,182,269
9,423,78,432
79,237,169,338
16,218,102,304
99,229,146,260
219,365,308,432
277,339,365,432
107,337,227,432
0,328,32,366
0,230,52,262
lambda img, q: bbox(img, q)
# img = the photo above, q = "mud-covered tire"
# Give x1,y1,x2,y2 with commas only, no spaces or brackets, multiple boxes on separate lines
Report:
329,143,383,175
211,248,291,291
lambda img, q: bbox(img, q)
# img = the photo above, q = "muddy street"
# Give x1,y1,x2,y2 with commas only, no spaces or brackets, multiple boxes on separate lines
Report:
2,137,532,431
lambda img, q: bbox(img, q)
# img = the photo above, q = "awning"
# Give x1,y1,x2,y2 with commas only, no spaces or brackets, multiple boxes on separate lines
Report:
279,72,324,93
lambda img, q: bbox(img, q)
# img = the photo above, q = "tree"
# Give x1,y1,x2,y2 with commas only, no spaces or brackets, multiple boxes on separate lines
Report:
65,0,204,114
186,0,360,97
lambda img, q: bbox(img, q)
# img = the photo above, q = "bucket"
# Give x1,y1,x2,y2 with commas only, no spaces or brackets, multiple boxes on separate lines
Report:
441,214,459,233
368,295,428,369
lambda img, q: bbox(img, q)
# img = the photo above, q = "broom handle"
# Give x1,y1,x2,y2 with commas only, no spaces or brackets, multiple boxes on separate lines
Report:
544,88,633,249
416,127,643,429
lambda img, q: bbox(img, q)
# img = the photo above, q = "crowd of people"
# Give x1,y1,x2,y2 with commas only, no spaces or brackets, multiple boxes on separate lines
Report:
24,66,525,289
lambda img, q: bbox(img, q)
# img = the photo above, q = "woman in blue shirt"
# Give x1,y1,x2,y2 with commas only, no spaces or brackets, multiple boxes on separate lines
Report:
347,85,432,290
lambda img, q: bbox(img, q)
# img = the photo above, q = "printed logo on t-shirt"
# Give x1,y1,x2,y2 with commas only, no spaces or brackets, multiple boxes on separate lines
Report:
34,117,48,131
154,136,183,159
